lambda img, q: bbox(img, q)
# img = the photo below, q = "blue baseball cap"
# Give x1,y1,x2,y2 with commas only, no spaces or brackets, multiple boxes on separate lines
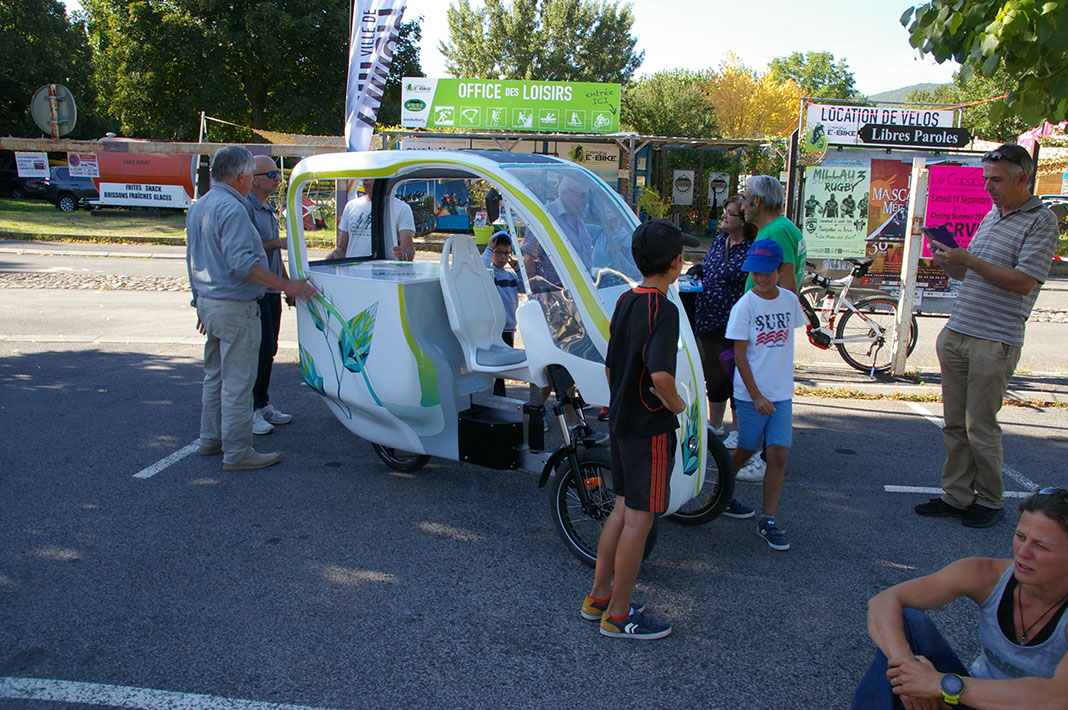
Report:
742,239,784,273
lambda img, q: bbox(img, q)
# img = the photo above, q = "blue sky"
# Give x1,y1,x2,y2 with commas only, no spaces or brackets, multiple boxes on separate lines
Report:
63,0,959,96
404,0,959,96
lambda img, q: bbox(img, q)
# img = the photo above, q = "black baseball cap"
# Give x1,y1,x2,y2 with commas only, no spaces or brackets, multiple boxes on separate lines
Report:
631,219,700,264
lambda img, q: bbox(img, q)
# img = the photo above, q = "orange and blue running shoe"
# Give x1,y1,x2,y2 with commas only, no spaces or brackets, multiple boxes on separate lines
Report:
599,609,672,639
580,595,645,621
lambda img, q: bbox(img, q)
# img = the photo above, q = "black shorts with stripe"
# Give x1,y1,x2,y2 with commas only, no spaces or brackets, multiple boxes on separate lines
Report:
609,431,676,513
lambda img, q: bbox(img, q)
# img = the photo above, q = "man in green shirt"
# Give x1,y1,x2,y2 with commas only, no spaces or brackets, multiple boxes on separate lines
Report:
742,175,807,293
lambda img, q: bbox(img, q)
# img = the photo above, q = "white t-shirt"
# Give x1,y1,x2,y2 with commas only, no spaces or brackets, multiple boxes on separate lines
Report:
338,196,415,258
725,287,806,402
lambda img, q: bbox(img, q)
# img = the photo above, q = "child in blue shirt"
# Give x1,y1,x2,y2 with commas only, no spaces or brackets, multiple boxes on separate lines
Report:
484,232,524,396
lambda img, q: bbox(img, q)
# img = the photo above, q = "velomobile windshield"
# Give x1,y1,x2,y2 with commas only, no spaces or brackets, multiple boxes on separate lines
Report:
499,164,642,294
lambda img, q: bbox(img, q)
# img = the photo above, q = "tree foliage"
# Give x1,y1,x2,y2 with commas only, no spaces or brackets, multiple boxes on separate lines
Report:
706,53,801,140
0,0,110,138
621,70,718,138
440,0,643,83
902,1,1068,125
84,0,350,140
907,63,1030,142
769,51,861,100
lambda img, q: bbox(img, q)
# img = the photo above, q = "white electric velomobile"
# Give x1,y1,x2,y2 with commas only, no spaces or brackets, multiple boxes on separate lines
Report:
284,150,733,564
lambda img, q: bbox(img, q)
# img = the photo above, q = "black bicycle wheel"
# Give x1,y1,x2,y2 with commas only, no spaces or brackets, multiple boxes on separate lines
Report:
668,431,735,525
372,443,430,472
549,448,657,567
834,297,918,374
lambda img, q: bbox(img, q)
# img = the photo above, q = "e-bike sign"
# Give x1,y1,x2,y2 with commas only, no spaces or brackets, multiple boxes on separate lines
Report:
401,78,620,133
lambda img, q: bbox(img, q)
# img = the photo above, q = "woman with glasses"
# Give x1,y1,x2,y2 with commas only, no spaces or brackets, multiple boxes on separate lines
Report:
693,195,756,447
852,487,1068,709
691,195,758,518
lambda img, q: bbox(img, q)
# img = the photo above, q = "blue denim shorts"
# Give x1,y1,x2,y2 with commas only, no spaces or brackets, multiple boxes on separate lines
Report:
735,399,793,451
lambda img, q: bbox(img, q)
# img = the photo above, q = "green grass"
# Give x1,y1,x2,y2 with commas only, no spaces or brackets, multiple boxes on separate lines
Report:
0,198,187,240
0,197,345,248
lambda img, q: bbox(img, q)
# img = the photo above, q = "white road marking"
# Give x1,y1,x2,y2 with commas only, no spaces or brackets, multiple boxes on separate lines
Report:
906,400,943,427
133,441,199,479
884,485,1030,498
1003,467,1038,491
0,676,339,710
895,401,1036,496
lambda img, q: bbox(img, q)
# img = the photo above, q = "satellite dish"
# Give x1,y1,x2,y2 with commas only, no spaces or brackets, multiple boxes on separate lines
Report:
30,84,78,138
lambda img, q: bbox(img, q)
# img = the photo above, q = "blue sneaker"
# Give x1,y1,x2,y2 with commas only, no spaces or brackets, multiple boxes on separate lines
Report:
580,595,645,620
722,498,755,519
600,609,672,639
757,519,791,551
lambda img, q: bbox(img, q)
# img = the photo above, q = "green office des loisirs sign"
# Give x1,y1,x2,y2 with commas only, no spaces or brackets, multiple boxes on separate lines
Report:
400,77,620,133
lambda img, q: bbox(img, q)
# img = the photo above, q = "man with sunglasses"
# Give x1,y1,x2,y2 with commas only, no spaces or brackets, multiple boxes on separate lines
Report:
246,155,292,435
915,143,1059,528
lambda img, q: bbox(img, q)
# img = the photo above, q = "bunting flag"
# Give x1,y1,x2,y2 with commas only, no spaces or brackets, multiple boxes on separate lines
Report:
345,0,407,152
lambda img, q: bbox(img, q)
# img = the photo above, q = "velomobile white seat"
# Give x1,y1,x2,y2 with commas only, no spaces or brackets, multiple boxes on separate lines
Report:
440,235,529,377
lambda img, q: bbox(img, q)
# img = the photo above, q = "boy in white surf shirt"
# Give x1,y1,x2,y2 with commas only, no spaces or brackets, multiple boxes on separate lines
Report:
725,239,806,551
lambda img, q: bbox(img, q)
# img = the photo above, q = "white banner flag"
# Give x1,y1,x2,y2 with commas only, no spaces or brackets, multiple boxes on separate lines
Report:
345,0,407,152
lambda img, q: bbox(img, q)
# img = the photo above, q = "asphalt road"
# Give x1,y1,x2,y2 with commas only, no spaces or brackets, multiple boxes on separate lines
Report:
2,244,1067,709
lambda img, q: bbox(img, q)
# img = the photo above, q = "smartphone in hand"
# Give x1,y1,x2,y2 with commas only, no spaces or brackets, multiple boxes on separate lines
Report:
922,224,959,250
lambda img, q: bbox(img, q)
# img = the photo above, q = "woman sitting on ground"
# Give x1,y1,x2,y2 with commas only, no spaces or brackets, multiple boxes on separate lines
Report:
851,487,1068,709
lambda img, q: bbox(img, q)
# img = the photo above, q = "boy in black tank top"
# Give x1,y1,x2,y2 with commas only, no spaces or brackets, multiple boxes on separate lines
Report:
581,219,698,640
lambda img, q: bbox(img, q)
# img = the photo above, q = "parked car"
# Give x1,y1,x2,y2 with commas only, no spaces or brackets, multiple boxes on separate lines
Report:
44,166,98,212
1039,194,1068,220
0,168,46,200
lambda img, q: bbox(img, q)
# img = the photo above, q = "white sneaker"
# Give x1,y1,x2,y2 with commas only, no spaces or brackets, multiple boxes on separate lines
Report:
260,403,292,425
252,408,275,435
708,424,725,437
735,453,766,482
722,430,739,450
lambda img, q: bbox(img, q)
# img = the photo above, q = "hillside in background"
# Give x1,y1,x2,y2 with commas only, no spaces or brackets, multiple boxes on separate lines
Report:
869,83,950,103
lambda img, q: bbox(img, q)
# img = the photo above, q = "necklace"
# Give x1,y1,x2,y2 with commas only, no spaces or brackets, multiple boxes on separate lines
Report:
1016,583,1068,642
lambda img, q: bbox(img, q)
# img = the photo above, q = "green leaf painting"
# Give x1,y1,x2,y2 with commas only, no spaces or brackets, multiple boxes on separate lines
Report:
307,300,326,333
338,303,378,374
680,398,701,477
299,347,325,394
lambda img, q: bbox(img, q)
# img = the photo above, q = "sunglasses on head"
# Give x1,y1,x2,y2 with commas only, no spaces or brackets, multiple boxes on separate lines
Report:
256,170,280,179
1038,486,1068,503
982,150,1026,168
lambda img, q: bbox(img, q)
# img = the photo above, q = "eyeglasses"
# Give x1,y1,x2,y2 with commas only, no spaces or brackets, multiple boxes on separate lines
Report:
982,150,1026,169
255,170,280,179
1038,486,1068,503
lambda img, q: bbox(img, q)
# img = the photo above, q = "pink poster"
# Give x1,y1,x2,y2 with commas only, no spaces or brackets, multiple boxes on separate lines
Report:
923,165,992,257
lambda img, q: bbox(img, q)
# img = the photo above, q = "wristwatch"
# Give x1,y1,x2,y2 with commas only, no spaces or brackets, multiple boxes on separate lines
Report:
940,673,965,705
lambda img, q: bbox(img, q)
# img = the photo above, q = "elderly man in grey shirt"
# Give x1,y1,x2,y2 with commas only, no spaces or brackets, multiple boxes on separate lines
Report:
187,146,317,471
